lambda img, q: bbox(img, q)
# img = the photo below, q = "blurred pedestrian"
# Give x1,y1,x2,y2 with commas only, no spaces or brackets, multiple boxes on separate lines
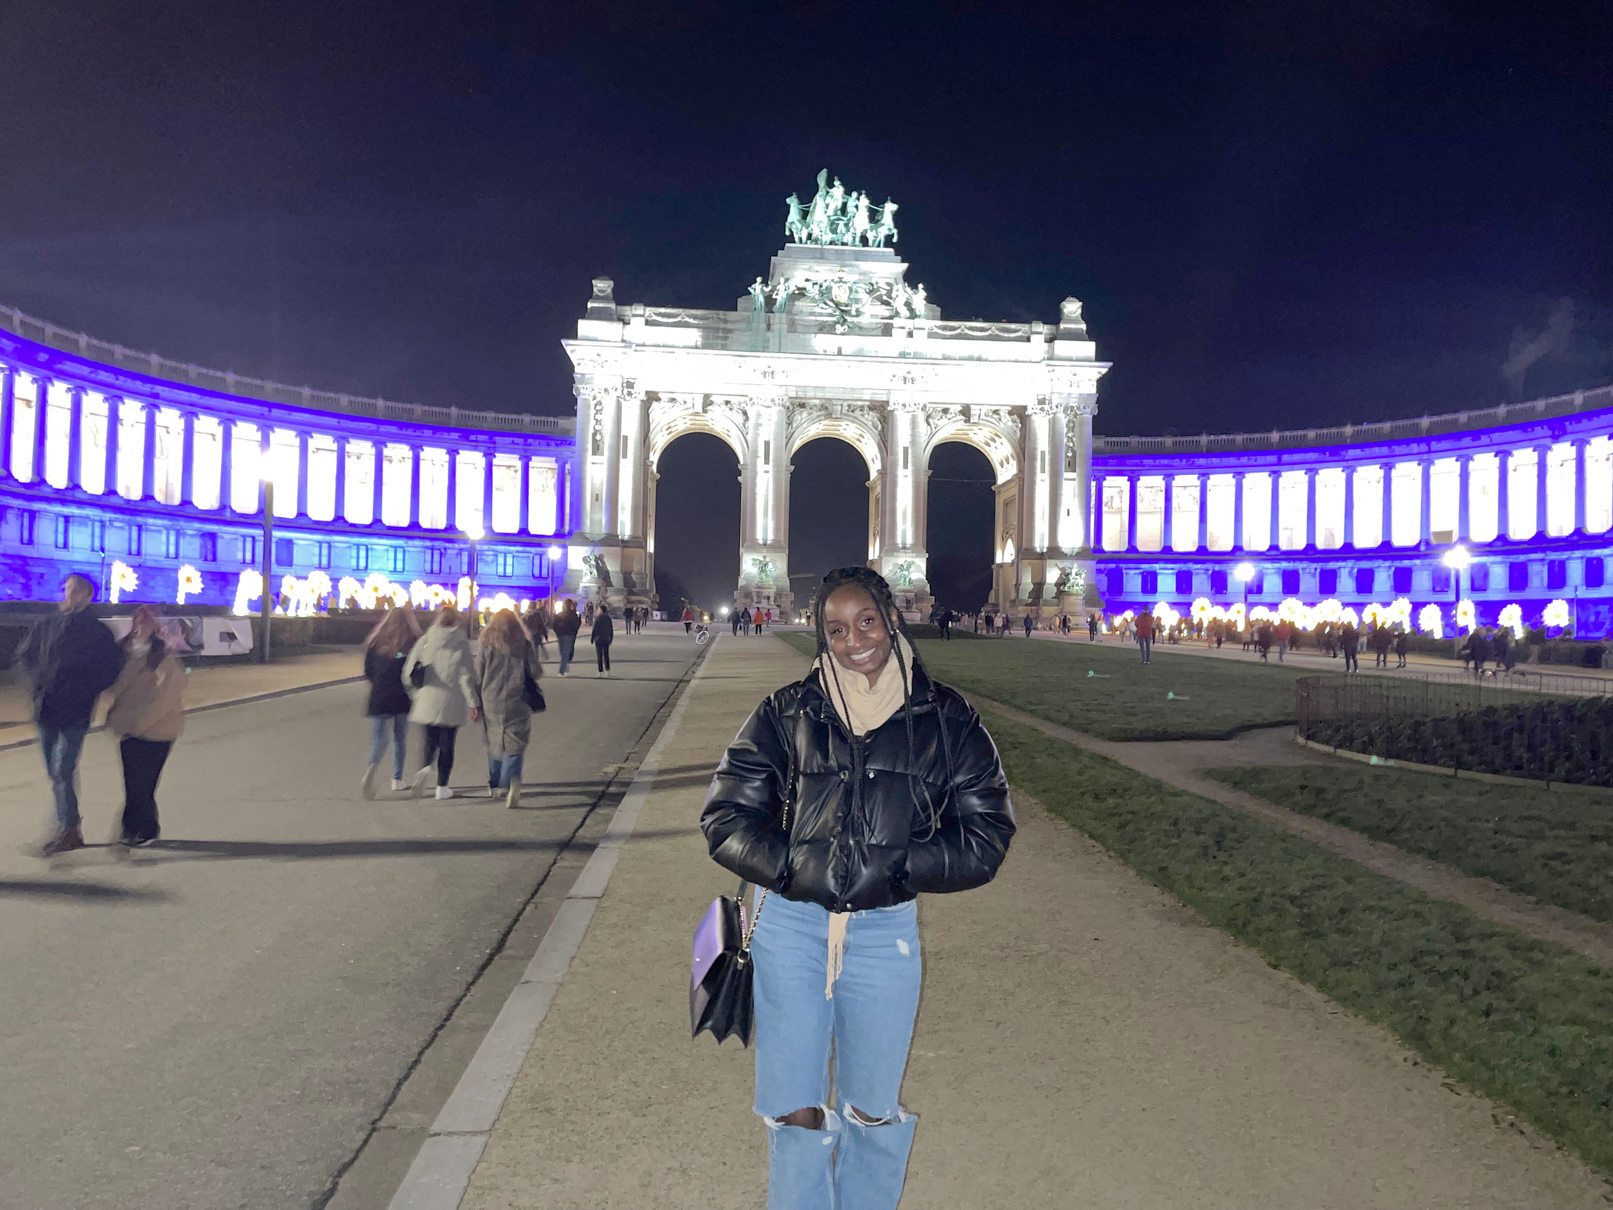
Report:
682,604,695,634
1393,628,1408,668
105,604,186,846
552,599,581,676
591,605,615,675
1023,614,1034,638
1134,608,1154,664
14,573,124,855
1370,624,1391,668
753,605,766,634
475,609,544,808
731,607,742,636
1340,622,1360,673
404,605,482,800
361,607,421,798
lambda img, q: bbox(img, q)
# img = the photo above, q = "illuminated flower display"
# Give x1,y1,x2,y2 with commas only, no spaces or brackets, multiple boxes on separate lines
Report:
175,564,203,606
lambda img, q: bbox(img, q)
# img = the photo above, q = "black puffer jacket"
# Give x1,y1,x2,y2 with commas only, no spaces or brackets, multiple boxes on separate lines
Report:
701,663,1015,912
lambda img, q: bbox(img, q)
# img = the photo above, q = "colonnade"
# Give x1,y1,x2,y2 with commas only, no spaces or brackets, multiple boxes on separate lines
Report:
0,366,569,536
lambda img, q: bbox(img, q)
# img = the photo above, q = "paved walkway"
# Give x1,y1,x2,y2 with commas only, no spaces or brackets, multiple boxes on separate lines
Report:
0,646,365,736
445,635,1609,1208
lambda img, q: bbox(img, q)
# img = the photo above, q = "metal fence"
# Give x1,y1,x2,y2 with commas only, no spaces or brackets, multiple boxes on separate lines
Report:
1296,671,1613,785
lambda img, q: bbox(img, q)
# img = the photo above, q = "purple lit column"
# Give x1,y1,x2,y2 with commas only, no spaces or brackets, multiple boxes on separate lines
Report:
258,429,270,514
180,411,196,504
1268,472,1280,547
218,418,233,511
105,399,121,496
1418,458,1431,544
1232,471,1245,550
1534,443,1550,538
517,456,530,535
1380,463,1392,547
481,451,494,533
1196,475,1208,549
444,449,458,530
1496,450,1510,540
1456,455,1470,541
333,437,347,521
0,369,12,478
408,445,421,528
295,431,309,518
1125,473,1138,552
1573,439,1587,533
33,378,51,483
1342,465,1355,547
66,388,83,489
1161,475,1174,551
372,444,386,526
141,402,158,502
1304,468,1316,548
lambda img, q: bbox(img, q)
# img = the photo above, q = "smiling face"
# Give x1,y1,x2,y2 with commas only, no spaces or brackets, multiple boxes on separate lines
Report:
823,584,895,686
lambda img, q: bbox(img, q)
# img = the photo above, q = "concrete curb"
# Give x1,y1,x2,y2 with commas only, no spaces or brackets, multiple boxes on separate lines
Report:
0,674,365,753
385,636,718,1210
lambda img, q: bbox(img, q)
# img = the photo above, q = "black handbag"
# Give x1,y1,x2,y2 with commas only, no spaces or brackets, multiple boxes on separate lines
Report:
690,741,794,1047
409,660,427,689
522,667,546,712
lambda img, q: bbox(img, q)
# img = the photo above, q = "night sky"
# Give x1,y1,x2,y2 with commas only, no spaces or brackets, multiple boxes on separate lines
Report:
3,3,1610,609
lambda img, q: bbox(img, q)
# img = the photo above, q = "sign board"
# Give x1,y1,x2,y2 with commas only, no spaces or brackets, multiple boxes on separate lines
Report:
102,616,256,657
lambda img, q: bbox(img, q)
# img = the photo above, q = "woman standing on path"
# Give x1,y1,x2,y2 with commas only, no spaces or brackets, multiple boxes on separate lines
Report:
474,609,543,808
404,605,482,800
590,605,615,676
361,608,421,798
702,566,1016,1210
105,605,185,847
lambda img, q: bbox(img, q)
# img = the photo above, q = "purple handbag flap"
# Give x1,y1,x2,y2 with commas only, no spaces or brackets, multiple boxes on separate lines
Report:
691,895,743,988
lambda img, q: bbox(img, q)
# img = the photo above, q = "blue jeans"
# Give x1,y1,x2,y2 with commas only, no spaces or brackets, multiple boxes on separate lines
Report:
368,713,409,780
38,724,89,833
751,893,921,1210
557,634,576,674
487,752,524,788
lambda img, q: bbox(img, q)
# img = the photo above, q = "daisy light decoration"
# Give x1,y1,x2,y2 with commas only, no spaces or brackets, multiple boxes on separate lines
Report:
1497,603,1525,640
176,564,203,606
1543,599,1571,630
1417,602,1444,638
109,560,138,605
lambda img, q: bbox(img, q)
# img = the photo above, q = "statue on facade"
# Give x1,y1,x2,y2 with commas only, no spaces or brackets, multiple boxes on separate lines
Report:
873,199,899,247
750,556,775,585
784,194,805,242
582,552,613,587
749,277,767,314
1054,565,1086,597
786,171,900,248
890,560,916,588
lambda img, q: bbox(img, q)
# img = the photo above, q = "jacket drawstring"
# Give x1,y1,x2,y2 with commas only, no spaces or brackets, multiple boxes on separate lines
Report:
826,911,848,998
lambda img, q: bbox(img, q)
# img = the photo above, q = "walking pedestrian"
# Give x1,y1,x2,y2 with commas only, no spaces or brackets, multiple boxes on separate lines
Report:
591,605,615,675
474,609,544,808
13,573,124,855
1341,622,1360,673
701,566,1014,1210
1022,614,1034,638
404,605,482,800
937,607,952,641
999,613,1011,637
105,604,186,847
1493,627,1512,674
361,608,421,798
1134,608,1154,664
1088,614,1099,641
1370,624,1391,668
1257,623,1273,662
552,599,580,676
731,608,743,636
753,606,766,634
765,608,773,629
1466,627,1491,679
1394,628,1408,668
682,605,696,634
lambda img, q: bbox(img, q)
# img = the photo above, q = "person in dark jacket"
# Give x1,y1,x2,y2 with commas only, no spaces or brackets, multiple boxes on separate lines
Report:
360,608,421,797
1340,622,1360,673
590,606,615,676
701,565,1014,1210
14,573,125,854
552,599,581,676
1393,627,1409,668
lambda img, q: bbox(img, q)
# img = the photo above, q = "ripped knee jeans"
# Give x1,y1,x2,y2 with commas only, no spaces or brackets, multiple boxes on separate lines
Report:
750,893,922,1210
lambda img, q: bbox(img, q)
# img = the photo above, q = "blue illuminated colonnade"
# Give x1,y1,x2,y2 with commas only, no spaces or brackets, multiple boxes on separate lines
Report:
0,313,575,610
1090,386,1613,638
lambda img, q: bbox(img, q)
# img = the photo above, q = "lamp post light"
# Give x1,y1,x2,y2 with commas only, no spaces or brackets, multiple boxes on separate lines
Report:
1234,561,1256,637
1442,543,1471,657
465,525,484,632
257,475,274,664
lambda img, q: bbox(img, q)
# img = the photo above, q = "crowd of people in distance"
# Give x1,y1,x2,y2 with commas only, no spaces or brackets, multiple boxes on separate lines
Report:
12,572,672,855
726,604,774,635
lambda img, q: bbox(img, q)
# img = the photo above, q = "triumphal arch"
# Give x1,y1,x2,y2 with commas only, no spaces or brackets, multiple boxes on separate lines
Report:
563,171,1108,617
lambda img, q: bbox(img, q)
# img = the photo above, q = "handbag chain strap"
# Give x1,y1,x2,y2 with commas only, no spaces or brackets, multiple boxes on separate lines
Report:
739,717,798,954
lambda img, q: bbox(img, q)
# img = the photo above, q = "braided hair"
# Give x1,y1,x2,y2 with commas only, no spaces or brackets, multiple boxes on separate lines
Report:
810,566,946,840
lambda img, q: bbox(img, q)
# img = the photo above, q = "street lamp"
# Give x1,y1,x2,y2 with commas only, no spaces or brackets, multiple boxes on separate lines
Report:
1442,544,1471,656
464,525,484,631
1234,561,1256,636
257,474,274,664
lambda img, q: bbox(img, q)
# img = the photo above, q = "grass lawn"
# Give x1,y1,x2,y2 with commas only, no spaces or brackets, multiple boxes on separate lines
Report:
1207,764,1613,924
777,630,1308,740
982,708,1613,1180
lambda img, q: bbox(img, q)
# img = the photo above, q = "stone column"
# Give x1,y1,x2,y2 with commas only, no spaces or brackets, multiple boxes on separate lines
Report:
1125,473,1138,552
601,389,623,538
408,445,421,528
1162,474,1175,552
33,378,51,485
295,431,310,518
1196,474,1208,550
0,369,12,479
1072,402,1094,550
1574,439,1587,533
1047,405,1068,553
619,389,646,539
481,449,495,535
444,448,458,530
1535,443,1551,538
516,454,529,535
1343,465,1355,548
1456,455,1471,541
1381,463,1393,546
334,436,348,522
66,388,84,490
1269,472,1280,547
258,428,271,515
141,402,158,502
1418,458,1432,543
372,442,387,526
1231,471,1246,550
218,417,232,510
1304,468,1317,548
1497,450,1511,540
180,411,196,504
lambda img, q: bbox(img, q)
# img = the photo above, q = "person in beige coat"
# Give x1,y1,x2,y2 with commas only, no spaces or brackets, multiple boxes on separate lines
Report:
473,610,544,809
403,605,482,800
105,605,186,846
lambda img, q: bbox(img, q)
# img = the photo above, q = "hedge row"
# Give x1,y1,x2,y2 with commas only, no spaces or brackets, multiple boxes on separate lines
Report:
1305,696,1613,786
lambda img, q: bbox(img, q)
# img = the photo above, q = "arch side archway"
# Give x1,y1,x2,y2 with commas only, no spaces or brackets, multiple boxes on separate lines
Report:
789,411,884,574
643,400,749,614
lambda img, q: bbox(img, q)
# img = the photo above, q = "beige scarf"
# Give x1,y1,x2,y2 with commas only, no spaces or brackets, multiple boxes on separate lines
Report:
813,633,916,996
